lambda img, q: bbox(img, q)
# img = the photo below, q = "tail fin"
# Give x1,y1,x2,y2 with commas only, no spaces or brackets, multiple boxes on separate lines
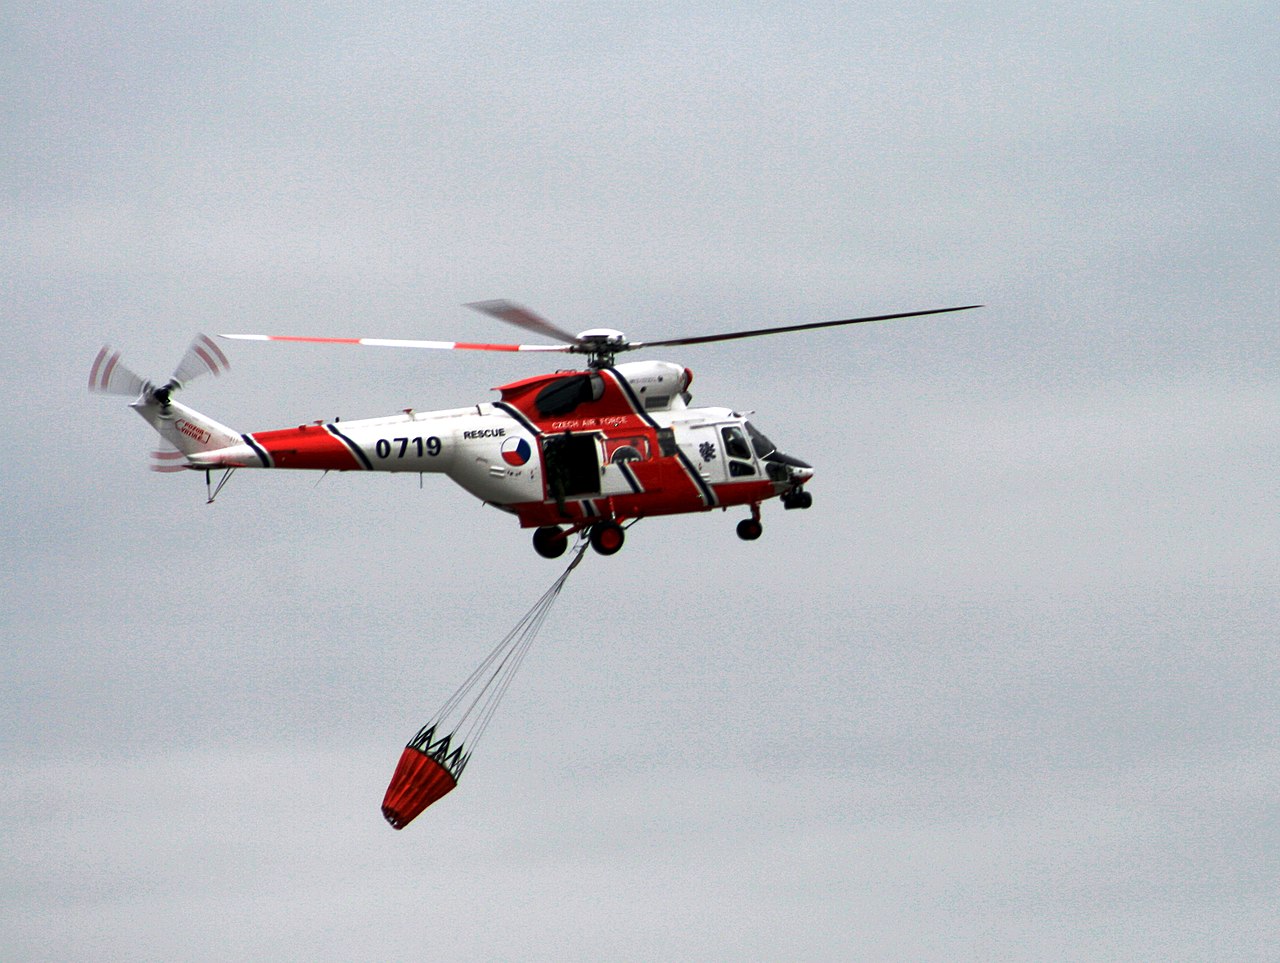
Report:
131,396,242,458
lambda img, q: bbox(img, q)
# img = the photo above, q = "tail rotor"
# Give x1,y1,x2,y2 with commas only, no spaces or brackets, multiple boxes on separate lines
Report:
170,333,230,390
89,333,229,404
88,347,150,398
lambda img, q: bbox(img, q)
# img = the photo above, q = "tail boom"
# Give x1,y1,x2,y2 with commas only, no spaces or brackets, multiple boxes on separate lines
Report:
131,397,242,460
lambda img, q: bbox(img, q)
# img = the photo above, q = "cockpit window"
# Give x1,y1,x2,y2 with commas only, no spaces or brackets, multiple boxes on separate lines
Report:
721,425,751,460
721,425,756,477
745,421,776,459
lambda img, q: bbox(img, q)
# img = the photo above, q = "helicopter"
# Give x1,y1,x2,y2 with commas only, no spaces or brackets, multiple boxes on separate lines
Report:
90,300,979,557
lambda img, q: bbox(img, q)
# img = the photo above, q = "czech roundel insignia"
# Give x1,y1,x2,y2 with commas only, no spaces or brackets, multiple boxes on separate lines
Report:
501,436,532,467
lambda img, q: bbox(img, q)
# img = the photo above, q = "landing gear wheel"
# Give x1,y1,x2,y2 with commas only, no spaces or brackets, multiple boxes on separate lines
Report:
532,525,568,559
589,521,626,556
736,518,763,541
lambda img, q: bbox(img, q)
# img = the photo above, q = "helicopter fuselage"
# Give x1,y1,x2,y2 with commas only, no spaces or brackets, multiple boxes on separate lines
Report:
139,360,813,554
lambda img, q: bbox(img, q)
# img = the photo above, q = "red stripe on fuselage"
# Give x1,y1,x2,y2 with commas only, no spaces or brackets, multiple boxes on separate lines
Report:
248,425,363,470
710,479,779,508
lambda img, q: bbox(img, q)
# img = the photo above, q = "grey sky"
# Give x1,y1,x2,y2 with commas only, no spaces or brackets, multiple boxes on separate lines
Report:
3,3,1277,960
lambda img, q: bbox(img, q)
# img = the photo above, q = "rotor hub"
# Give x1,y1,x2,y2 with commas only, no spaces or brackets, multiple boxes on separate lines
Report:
573,328,630,367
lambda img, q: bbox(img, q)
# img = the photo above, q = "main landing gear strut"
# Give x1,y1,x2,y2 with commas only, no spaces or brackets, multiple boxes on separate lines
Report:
533,521,627,559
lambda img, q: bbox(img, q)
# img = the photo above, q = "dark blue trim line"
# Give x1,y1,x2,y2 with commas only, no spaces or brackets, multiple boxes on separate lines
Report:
602,368,661,429
326,424,372,470
242,433,272,468
676,449,718,507
493,402,542,437
618,462,643,494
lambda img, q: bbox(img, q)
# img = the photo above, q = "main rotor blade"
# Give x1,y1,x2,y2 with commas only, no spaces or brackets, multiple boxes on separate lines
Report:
637,304,983,349
465,300,583,346
219,333,571,353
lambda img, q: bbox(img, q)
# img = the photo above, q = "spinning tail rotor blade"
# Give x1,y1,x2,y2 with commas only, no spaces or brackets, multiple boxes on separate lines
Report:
637,304,983,349
171,333,231,386
88,346,149,397
91,334,230,402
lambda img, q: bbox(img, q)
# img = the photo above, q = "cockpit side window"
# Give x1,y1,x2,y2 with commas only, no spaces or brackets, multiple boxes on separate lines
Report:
722,426,751,460
721,425,756,477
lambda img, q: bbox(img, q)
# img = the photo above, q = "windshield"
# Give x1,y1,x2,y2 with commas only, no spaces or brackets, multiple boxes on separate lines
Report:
745,421,776,459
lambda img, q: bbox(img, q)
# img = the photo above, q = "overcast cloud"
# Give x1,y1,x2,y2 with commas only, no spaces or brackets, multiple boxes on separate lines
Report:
3,3,1277,960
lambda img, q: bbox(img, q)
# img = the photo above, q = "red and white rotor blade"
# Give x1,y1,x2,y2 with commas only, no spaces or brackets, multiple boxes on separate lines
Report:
219,333,571,354
88,346,149,396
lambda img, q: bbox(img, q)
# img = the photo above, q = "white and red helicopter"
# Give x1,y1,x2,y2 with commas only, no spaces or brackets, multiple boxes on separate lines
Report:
91,301,978,557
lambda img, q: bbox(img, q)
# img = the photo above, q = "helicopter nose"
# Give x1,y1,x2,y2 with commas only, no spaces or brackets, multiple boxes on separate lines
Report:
767,450,812,474
763,450,813,486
